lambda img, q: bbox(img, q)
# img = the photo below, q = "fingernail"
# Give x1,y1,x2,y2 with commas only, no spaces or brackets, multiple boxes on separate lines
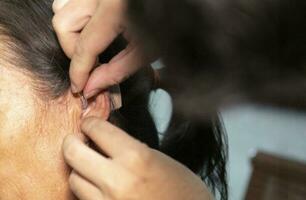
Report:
71,83,79,93
84,89,100,99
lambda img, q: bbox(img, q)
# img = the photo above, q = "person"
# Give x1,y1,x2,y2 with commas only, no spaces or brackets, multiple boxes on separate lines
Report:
0,0,226,199
53,0,306,199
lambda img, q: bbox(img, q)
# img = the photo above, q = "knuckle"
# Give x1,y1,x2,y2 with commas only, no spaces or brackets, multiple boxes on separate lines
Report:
51,16,59,31
52,15,66,33
126,149,142,164
125,144,151,167
52,0,67,13
52,2,60,13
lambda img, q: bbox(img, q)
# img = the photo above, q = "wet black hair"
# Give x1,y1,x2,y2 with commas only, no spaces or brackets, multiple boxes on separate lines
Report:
0,0,228,199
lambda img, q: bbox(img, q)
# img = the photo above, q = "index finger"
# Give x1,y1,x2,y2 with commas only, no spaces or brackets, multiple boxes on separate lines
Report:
63,135,127,189
69,0,125,93
81,117,147,157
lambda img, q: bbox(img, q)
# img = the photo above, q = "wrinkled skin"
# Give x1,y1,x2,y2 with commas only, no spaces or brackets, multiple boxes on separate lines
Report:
0,66,83,200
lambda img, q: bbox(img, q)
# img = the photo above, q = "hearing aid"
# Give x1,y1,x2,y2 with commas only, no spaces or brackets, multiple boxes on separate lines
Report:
79,85,122,112
79,92,88,110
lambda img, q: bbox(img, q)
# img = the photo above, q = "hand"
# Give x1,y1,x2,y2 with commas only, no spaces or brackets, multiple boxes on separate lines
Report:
63,117,213,200
52,0,145,97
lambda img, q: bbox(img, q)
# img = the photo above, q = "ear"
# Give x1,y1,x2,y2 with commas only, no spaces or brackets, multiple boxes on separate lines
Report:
82,91,111,120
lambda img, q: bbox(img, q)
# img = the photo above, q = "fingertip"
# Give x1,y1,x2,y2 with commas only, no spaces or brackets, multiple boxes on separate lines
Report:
63,134,81,162
81,116,102,133
69,170,79,184
69,65,89,94
69,54,97,93
63,135,82,150
70,83,79,94
84,89,100,99
64,134,77,146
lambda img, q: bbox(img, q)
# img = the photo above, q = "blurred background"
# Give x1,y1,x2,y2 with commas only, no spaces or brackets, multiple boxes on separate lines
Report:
222,104,306,200
151,61,306,200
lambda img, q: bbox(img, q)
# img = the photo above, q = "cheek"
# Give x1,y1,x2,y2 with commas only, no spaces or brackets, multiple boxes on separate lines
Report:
0,94,36,141
0,69,71,197
0,77,39,195
0,73,41,180
0,92,39,166
0,70,37,150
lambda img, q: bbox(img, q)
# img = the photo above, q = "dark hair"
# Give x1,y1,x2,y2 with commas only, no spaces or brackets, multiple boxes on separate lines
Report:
128,0,306,113
0,0,228,199
128,0,306,199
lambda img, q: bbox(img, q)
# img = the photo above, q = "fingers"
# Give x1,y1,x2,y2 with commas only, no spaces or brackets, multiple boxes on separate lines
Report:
81,117,146,157
69,171,104,200
52,0,98,57
83,46,144,98
63,135,123,189
69,0,125,93
53,0,144,94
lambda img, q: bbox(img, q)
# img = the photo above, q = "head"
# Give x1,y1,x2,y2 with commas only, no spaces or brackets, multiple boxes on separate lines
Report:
0,0,158,199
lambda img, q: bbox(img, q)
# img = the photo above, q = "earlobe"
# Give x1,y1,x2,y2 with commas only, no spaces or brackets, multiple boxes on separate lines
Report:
82,92,111,120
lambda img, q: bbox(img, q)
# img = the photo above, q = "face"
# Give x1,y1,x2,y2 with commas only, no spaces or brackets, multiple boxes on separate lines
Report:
0,66,82,199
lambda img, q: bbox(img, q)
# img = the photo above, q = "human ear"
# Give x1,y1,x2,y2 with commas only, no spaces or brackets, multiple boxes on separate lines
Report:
82,91,111,120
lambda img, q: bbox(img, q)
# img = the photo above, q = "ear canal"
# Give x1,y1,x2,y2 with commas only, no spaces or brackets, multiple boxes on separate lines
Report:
82,92,111,120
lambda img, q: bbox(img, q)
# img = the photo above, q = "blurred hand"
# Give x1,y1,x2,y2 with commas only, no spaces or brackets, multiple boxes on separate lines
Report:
52,0,145,97
63,117,213,200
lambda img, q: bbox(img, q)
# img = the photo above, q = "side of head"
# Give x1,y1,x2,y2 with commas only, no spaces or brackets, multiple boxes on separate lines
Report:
0,1,113,199
0,1,158,199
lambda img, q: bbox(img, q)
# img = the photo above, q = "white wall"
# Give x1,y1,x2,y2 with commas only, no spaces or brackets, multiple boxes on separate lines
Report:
222,105,306,200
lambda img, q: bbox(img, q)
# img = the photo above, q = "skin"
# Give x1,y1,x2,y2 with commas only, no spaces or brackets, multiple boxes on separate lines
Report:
64,118,213,200
0,63,213,200
0,65,82,200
